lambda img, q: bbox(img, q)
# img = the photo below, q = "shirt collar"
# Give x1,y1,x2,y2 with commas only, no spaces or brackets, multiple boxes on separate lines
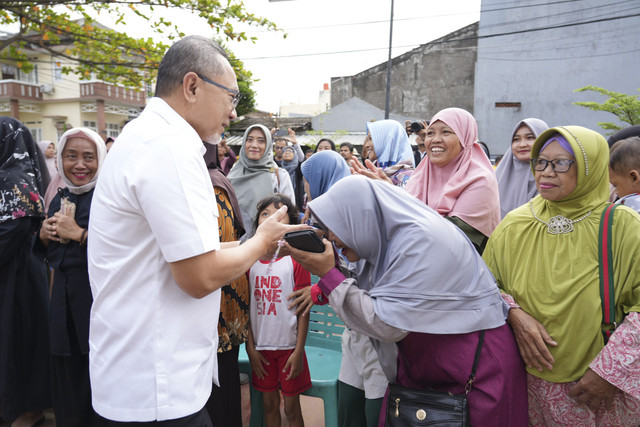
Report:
146,97,206,155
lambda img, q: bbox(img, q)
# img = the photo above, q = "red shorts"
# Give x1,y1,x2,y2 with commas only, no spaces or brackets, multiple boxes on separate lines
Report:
251,349,312,396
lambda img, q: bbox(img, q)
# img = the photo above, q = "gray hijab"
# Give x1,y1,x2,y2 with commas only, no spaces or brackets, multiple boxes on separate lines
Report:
308,175,507,334
495,118,549,218
228,124,277,221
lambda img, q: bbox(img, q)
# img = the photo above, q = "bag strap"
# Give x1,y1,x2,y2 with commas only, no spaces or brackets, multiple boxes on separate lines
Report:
598,203,619,344
465,330,485,395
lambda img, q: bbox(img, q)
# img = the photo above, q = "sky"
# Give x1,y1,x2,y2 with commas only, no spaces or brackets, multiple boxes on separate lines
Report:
0,0,481,113
111,0,482,113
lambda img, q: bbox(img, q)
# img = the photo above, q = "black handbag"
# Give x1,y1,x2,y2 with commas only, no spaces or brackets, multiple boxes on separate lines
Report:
385,330,485,427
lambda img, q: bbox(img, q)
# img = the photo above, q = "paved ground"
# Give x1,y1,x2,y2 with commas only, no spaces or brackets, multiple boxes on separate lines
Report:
1,383,325,427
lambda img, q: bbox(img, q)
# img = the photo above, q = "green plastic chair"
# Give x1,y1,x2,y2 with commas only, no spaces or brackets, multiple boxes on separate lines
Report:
239,278,345,427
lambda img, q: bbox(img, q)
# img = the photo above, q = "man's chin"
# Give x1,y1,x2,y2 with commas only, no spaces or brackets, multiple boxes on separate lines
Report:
204,134,222,145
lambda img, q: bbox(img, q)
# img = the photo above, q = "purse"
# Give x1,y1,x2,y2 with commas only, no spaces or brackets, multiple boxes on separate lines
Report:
599,203,622,343
385,330,485,427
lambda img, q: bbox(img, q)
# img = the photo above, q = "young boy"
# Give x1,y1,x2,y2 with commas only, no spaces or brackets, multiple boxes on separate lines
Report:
610,136,640,212
246,194,312,427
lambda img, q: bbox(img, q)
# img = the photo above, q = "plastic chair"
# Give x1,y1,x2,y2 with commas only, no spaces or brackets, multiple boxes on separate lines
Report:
239,300,345,426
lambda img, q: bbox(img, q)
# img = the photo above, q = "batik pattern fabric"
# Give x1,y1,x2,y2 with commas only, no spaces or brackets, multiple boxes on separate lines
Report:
215,187,249,352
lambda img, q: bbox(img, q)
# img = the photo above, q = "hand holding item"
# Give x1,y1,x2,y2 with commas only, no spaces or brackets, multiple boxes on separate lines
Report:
58,197,76,244
254,205,309,259
285,238,335,278
287,128,298,144
39,216,59,243
52,211,84,244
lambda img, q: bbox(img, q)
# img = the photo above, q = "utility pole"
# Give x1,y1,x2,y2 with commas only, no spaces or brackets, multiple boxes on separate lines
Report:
384,0,394,119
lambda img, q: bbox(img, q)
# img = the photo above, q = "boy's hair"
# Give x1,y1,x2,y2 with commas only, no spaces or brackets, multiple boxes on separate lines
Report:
254,193,300,231
610,136,640,175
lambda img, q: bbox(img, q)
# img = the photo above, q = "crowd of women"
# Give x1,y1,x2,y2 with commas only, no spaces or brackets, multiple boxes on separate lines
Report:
1,105,640,427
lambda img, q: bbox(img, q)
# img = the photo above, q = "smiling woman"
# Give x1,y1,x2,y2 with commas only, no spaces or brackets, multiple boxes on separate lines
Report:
228,124,295,232
405,107,500,253
38,126,107,425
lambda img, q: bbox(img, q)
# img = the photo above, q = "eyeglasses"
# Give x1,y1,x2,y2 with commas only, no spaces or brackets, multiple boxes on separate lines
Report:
196,73,242,108
531,158,575,173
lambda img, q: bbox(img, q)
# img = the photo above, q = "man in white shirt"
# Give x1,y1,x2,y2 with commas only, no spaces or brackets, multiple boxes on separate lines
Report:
88,36,303,426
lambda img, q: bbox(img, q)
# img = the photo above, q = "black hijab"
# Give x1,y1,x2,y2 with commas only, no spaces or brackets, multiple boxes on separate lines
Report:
0,117,49,222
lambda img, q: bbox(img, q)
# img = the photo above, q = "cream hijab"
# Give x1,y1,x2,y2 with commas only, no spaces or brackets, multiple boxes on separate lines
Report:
57,127,107,195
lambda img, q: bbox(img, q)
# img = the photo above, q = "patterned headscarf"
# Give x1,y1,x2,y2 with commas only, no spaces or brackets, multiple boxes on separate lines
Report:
0,117,47,222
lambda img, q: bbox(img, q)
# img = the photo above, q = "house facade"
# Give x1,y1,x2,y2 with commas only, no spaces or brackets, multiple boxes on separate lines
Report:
0,45,146,143
473,0,640,153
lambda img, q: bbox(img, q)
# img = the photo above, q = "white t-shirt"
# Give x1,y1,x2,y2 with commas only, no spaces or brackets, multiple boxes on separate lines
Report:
88,97,221,422
249,256,310,350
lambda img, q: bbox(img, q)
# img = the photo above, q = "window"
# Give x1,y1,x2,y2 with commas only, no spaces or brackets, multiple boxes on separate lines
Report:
2,64,17,80
53,61,62,81
83,120,97,132
18,66,38,84
106,123,119,138
29,127,42,142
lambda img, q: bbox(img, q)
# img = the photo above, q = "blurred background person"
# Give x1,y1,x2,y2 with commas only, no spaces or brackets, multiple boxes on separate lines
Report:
495,118,549,219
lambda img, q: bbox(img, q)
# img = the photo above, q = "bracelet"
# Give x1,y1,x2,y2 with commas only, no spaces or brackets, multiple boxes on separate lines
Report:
80,228,88,246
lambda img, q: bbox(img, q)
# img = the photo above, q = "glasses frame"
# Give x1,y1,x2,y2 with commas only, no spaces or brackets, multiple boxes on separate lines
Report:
196,73,242,108
531,158,575,173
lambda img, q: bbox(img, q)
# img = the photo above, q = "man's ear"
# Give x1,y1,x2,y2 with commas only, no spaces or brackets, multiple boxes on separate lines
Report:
182,72,199,103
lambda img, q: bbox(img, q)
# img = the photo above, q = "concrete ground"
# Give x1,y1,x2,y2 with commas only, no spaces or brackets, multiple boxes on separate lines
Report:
1,383,325,427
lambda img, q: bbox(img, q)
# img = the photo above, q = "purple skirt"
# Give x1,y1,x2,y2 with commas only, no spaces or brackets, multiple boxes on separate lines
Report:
379,324,528,426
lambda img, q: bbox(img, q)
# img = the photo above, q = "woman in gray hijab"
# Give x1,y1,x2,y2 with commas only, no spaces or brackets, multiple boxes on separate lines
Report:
495,118,549,218
287,175,527,426
228,124,294,231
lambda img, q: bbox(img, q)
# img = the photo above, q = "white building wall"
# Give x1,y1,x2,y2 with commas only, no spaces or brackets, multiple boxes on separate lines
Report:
474,0,640,154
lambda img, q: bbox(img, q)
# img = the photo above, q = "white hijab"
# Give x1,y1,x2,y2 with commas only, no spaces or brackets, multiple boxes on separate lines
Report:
57,127,107,195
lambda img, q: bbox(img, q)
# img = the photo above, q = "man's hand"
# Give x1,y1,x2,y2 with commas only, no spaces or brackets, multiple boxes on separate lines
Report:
253,205,309,259
568,369,618,411
507,308,557,371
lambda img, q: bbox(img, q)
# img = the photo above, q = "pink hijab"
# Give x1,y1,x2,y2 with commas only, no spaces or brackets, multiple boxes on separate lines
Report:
405,108,500,237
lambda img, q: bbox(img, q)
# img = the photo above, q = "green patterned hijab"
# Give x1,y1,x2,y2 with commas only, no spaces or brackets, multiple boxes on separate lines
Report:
530,126,610,218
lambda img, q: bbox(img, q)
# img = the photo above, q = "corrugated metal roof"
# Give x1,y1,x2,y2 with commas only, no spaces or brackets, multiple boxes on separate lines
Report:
227,132,369,146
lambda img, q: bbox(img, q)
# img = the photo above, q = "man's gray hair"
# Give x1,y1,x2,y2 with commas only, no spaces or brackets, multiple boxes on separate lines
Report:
155,36,229,98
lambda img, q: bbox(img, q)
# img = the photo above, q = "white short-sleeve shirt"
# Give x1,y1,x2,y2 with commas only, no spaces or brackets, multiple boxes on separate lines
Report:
88,97,221,422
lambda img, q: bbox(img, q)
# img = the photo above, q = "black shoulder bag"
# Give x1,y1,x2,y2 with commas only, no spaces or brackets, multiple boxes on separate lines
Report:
386,330,485,427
